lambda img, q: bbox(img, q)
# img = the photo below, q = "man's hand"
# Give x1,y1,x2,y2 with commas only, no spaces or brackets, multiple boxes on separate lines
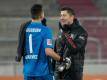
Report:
15,55,22,62
64,57,71,70
57,57,71,72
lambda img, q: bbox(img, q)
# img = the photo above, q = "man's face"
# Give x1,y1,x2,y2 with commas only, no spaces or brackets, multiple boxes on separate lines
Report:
60,10,74,25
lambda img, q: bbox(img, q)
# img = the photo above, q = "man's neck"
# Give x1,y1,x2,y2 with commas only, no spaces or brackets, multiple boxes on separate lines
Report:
32,19,41,22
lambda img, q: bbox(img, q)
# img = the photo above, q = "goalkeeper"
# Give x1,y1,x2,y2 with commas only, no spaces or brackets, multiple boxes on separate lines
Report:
16,4,64,80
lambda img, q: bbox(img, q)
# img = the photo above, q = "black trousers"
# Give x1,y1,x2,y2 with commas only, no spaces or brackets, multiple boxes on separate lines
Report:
55,71,83,80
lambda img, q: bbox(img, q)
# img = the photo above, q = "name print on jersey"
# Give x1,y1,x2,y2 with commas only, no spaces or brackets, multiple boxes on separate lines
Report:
26,28,41,32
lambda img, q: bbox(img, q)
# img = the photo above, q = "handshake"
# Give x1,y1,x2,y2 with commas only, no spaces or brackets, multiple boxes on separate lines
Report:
57,57,71,72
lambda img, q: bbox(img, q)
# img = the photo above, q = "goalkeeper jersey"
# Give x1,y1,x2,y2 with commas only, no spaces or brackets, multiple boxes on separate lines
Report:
23,22,54,76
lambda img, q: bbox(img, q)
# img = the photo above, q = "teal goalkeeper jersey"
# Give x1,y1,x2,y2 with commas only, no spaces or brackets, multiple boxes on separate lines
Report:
23,22,54,76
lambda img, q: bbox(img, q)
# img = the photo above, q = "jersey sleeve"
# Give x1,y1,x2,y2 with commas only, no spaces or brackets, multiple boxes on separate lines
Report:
43,28,54,48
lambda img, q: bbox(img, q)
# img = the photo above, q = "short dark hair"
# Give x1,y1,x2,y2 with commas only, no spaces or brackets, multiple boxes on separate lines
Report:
31,4,43,19
60,7,75,16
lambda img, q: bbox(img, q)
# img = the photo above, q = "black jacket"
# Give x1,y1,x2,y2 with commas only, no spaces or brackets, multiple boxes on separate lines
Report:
54,19,88,80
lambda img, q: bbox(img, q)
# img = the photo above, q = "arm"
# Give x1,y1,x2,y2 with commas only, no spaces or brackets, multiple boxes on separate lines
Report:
45,48,62,61
16,21,31,62
44,27,63,61
16,23,25,62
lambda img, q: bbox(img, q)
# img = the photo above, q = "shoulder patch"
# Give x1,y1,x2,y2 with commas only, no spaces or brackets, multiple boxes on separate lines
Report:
47,39,52,45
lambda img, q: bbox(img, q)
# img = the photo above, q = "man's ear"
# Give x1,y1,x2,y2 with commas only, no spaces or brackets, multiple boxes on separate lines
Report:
41,12,44,20
41,18,47,26
72,15,75,20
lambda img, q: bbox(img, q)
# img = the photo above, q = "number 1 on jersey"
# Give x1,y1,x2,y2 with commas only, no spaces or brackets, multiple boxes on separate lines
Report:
29,34,33,54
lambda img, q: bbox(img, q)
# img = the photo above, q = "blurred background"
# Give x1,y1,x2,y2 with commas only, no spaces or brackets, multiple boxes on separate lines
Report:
0,0,107,80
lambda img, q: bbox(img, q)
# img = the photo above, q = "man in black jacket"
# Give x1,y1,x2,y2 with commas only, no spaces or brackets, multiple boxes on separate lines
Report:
54,7,88,80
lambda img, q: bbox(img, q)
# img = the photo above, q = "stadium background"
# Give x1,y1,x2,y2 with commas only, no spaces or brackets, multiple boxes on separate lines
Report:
0,0,107,80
